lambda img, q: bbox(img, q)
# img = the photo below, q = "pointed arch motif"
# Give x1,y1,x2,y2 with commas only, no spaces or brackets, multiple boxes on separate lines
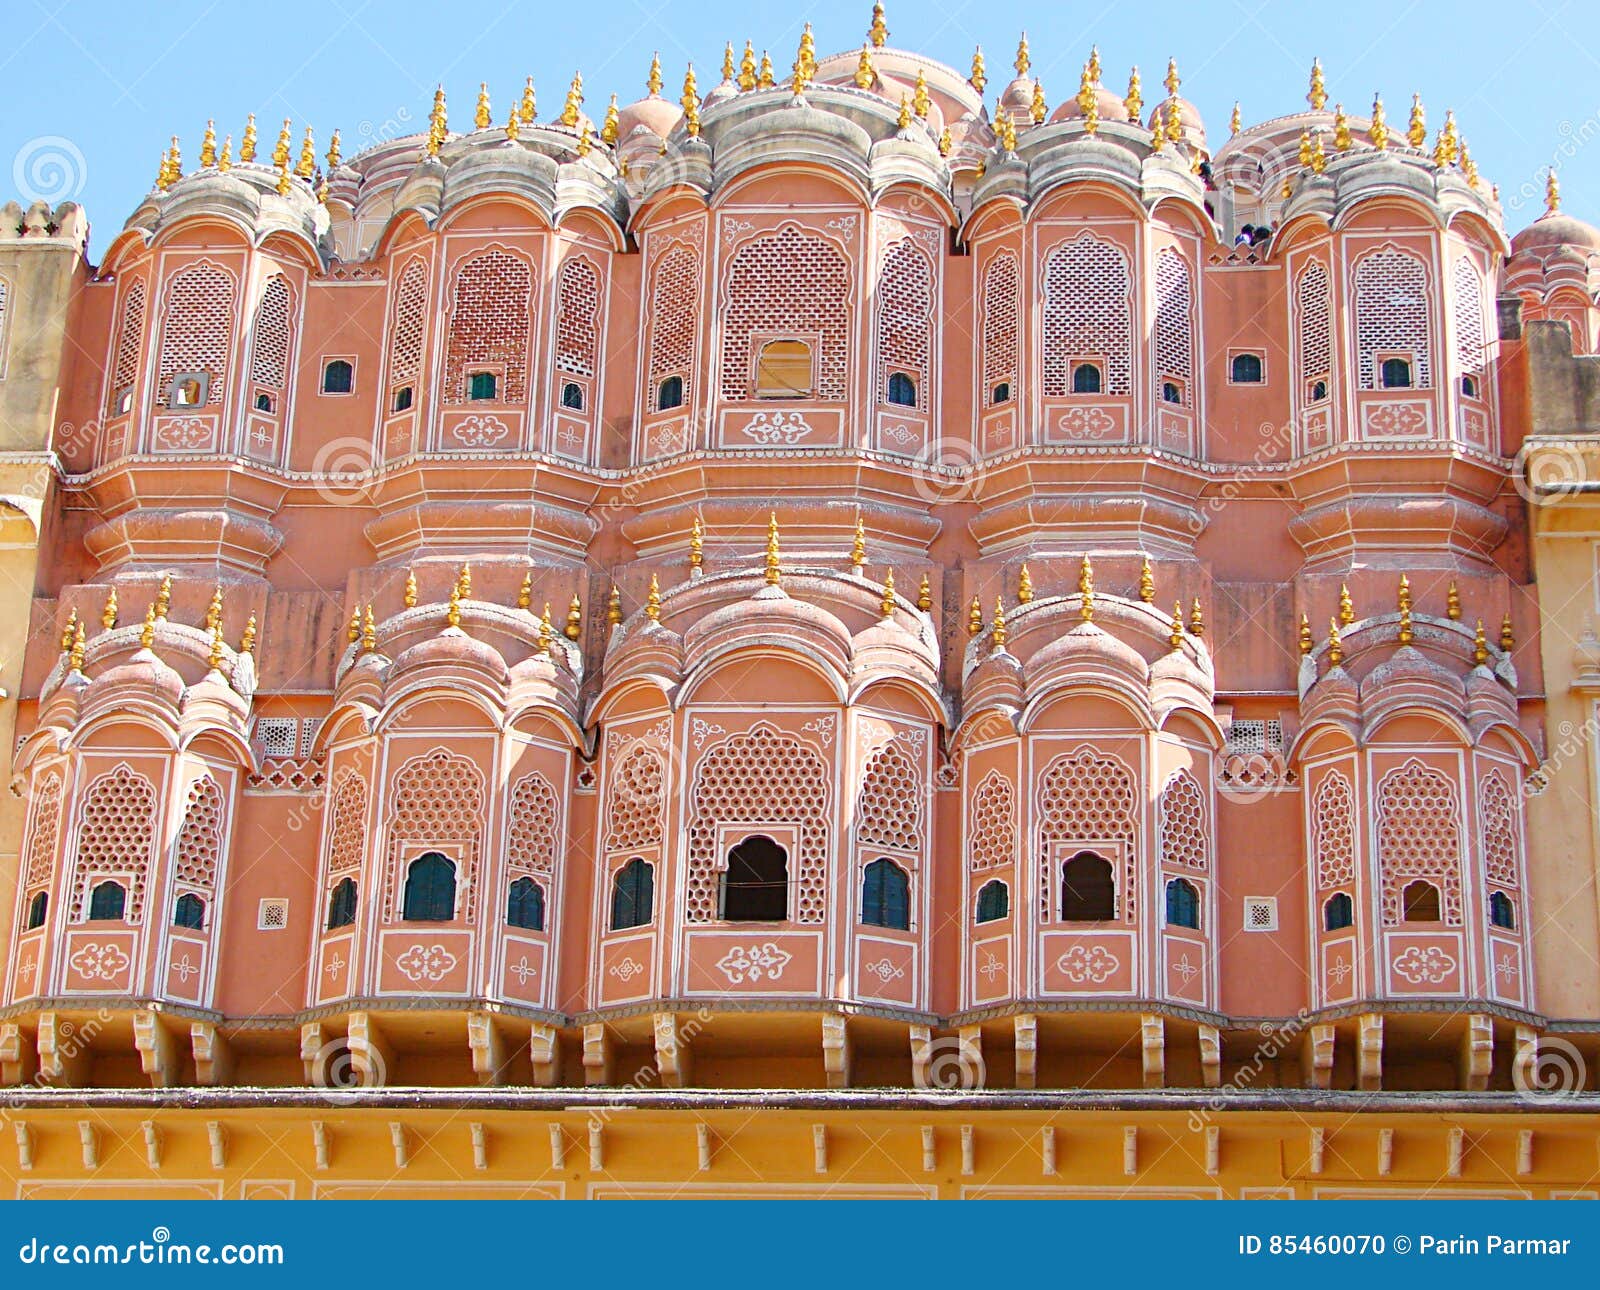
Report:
1312,769,1356,890
856,739,922,854
604,744,665,854
1295,258,1331,396
156,260,237,404
23,772,64,888
1042,233,1132,396
1037,748,1137,921
875,238,933,410
69,764,158,922
719,224,852,401
507,770,561,875
1354,245,1432,390
968,769,1016,872
382,749,484,921
555,255,601,379
325,771,368,877
1376,758,1461,925
386,257,430,394
1152,248,1194,406
174,773,225,890
1158,769,1207,871
443,246,534,402
247,274,295,391
1479,768,1520,888
981,251,1020,406
647,240,699,412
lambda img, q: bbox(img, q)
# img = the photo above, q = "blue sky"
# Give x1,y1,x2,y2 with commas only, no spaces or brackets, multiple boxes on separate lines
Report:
4,0,1593,257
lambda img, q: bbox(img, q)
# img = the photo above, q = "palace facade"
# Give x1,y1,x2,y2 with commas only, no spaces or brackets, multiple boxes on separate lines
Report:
2,8,1600,1197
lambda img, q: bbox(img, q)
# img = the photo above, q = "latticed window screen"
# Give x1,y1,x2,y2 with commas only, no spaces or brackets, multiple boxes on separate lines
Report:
1479,769,1520,888
719,226,851,400
248,275,294,389
1376,759,1461,924
1152,249,1193,405
1354,247,1432,389
157,262,236,403
875,240,933,409
856,740,923,853
325,772,367,876
69,765,157,922
686,726,830,923
1312,770,1356,890
1296,259,1331,390
968,770,1015,871
174,774,225,890
443,249,533,402
1042,234,1132,396
1158,770,1207,870
604,745,665,853
23,772,63,888
981,252,1020,404
387,258,429,390
1452,256,1487,384
383,750,484,920
507,771,560,875
111,278,147,392
555,257,600,378
256,718,298,758
1036,748,1137,920
647,242,698,411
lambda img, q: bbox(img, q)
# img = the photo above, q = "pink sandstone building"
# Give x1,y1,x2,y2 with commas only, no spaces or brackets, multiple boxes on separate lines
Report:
3,9,1600,1197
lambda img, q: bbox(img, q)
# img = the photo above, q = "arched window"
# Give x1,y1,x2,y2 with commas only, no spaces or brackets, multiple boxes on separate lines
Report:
720,835,789,922
975,878,1009,924
860,858,910,930
1071,362,1103,395
1460,374,1479,399
1401,880,1441,923
755,340,812,397
393,385,414,412
887,371,917,407
468,371,498,401
402,852,456,922
1161,379,1182,404
991,381,1011,404
173,893,206,930
1230,352,1264,384
1059,851,1115,922
1380,357,1413,389
656,375,684,410
610,858,654,931
25,890,47,930
254,392,274,412
1323,891,1354,931
507,876,545,931
88,880,126,922
560,381,583,411
327,878,358,929
1489,891,1516,930
321,359,354,394
1165,877,1200,929
1309,378,1329,402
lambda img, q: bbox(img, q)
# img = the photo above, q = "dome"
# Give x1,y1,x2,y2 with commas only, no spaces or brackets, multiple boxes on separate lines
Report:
998,75,1035,119
390,627,509,683
1511,211,1600,256
616,93,682,141
1049,85,1130,126
1148,96,1206,148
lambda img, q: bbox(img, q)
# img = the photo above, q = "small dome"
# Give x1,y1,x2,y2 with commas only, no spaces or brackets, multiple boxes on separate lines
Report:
1511,211,1600,256
998,74,1035,118
1049,85,1130,126
391,627,509,682
616,94,682,141
1148,96,1207,149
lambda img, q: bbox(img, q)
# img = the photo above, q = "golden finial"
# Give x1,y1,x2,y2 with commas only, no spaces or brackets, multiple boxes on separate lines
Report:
687,515,706,570
561,72,584,128
1432,129,1449,169
475,83,492,130
347,606,362,645
200,119,217,168
682,65,701,137
765,512,782,586
517,570,532,610
168,135,183,180
577,123,593,157
456,562,473,601
1139,556,1155,603
59,607,78,655
938,127,951,156
1311,133,1327,175
240,613,257,655
1500,612,1515,652
537,603,554,654
791,38,811,94
915,68,932,119
1333,104,1351,151
1308,58,1326,111
505,104,521,143
854,44,876,90
1281,174,1292,199
997,108,1017,154
1014,32,1030,77
1165,96,1182,142
799,22,817,77
850,515,867,572
275,156,292,196
296,125,315,178
273,119,291,168
1546,169,1560,214
140,602,157,651
759,50,776,89
445,582,462,629
404,569,418,609
1125,66,1142,121
1018,563,1034,604
427,88,447,156
1189,598,1205,636
521,76,537,123
646,573,662,621
1164,57,1180,97
991,597,1008,648
1078,555,1095,622
1370,94,1388,150
1029,79,1046,125
565,593,583,640
897,93,912,131
1447,582,1462,620
722,42,736,83
1169,602,1185,651
1441,109,1459,164
1398,602,1413,646
1298,128,1313,168
1473,618,1489,666
1397,572,1411,615
1462,139,1478,188
1299,612,1314,655
1087,45,1102,84
204,584,224,633
219,135,232,171
967,594,983,637
1328,618,1343,667
739,42,757,91
1150,110,1165,152
1339,583,1354,624
241,113,258,163
648,51,664,97
880,569,896,619
1407,93,1425,149
1077,63,1094,114
154,574,172,621
361,604,376,654
917,573,932,612
1229,101,1241,136
970,46,987,94
155,149,172,193
869,1,889,47
326,129,342,170
101,587,118,630
608,584,624,627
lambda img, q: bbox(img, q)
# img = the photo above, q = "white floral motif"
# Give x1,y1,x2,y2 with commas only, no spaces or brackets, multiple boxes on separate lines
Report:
1363,400,1428,437
609,956,645,983
880,422,918,448
450,413,510,448
864,957,905,984
1057,406,1119,440
1326,956,1353,985
691,718,726,750
394,943,458,983
69,942,130,982
1495,949,1519,985
171,953,199,984
977,950,1004,982
800,714,836,747
1170,953,1199,984
325,951,345,981
1391,944,1456,985
1056,944,1120,985
509,955,537,986
154,415,213,450
738,411,815,446
716,942,793,984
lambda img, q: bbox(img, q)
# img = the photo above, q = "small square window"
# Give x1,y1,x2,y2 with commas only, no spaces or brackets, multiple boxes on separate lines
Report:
321,359,354,395
392,384,414,412
258,898,290,931
468,371,498,401
1243,896,1278,932
166,372,210,407
1229,352,1265,384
